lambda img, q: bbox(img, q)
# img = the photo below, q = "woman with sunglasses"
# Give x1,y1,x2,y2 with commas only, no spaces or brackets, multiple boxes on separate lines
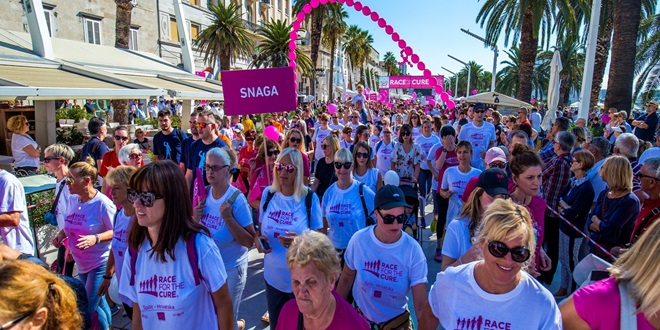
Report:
441,168,510,271
337,185,428,329
311,134,340,200
407,111,422,141
133,128,151,151
282,129,311,183
249,139,281,209
255,148,324,329
420,199,562,330
194,148,256,330
118,161,234,329
238,130,258,192
352,141,382,193
118,143,144,167
340,126,354,150
312,113,333,162
100,125,131,194
392,124,423,185
52,158,116,330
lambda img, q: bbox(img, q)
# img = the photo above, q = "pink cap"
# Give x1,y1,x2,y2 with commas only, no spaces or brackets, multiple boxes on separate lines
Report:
485,147,507,164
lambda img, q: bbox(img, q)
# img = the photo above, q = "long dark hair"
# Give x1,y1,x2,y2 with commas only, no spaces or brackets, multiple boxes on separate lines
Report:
128,161,208,262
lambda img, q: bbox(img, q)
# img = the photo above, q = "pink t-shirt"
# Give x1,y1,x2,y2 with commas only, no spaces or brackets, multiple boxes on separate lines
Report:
276,290,369,330
574,277,655,330
527,196,547,271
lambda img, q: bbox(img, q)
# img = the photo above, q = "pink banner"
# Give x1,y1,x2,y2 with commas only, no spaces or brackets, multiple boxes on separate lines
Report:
381,75,444,89
222,67,297,116
368,93,377,101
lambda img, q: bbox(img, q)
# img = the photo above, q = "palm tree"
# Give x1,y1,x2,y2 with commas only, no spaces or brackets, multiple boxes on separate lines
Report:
383,51,400,76
457,61,485,96
196,2,254,72
111,0,134,124
496,46,550,99
634,13,660,103
476,0,577,102
294,0,329,96
250,19,313,78
604,0,644,110
322,3,348,100
342,25,362,89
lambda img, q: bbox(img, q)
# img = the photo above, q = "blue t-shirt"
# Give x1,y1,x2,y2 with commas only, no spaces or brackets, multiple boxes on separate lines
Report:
179,135,195,166
152,128,188,164
80,137,109,163
186,137,229,186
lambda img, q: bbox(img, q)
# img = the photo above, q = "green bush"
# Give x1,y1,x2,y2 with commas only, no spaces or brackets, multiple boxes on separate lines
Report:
55,106,92,123
28,190,55,229
56,127,85,145
135,115,182,129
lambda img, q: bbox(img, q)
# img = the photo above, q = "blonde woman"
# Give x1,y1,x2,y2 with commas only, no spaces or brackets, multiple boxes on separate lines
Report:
7,115,40,175
560,220,660,329
282,129,310,182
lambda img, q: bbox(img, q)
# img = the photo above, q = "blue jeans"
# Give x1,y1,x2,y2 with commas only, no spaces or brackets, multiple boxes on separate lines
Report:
226,260,248,330
418,169,432,198
265,281,295,330
79,263,111,330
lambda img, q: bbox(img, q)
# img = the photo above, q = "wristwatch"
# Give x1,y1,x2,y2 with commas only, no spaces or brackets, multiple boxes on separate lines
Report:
442,148,448,153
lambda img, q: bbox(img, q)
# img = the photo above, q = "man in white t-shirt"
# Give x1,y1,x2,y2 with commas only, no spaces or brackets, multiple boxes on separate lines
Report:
374,126,397,177
0,170,35,255
458,103,496,170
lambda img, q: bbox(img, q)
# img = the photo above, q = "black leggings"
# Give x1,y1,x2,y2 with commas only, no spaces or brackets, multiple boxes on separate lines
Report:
435,193,449,239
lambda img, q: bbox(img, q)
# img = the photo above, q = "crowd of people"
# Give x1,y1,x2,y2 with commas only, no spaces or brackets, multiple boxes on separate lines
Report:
1,90,660,329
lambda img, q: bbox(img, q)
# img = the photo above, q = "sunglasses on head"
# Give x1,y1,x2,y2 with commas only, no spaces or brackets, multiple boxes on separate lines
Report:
114,135,129,141
489,162,507,169
275,162,296,173
205,164,229,172
355,152,369,159
334,162,351,170
488,240,531,263
289,137,302,144
376,209,408,224
128,190,163,207
267,150,280,157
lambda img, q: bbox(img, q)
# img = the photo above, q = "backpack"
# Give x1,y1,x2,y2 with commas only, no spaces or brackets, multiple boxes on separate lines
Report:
76,138,101,162
262,188,314,228
375,140,396,154
358,182,375,226
129,233,202,287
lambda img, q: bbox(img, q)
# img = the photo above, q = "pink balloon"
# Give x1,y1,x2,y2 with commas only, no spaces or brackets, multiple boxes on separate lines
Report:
379,18,387,28
362,6,371,15
392,32,400,42
410,54,419,63
434,85,444,94
398,40,406,49
417,62,425,71
292,21,301,31
327,103,338,114
353,1,362,10
411,92,417,99
293,72,298,80
385,25,394,34
404,101,409,106
423,69,432,78
297,12,305,21
447,100,456,110
345,0,354,6
447,89,453,96
404,47,412,56
289,61,297,70
303,4,312,14
365,87,370,94
429,77,438,86
311,0,319,8
288,51,296,61
289,31,298,41
472,89,478,95
371,12,380,22
289,41,297,51
320,0,328,3
387,103,393,109
264,126,279,141
441,92,449,102
429,100,436,106
531,98,536,104
337,0,344,2
294,81,298,89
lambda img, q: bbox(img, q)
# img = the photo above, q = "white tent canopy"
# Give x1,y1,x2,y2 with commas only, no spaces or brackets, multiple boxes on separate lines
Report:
464,92,533,108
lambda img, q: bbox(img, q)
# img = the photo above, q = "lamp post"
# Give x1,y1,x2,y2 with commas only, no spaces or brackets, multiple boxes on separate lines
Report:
441,66,458,96
460,28,498,92
448,55,470,97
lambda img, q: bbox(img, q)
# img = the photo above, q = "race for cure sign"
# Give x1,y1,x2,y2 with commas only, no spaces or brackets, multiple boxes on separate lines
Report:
221,67,296,116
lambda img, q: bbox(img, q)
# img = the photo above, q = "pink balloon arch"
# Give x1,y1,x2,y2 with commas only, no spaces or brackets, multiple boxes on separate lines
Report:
288,0,440,100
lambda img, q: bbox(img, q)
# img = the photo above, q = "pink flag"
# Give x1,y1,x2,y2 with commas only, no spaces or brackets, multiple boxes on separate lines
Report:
192,167,207,208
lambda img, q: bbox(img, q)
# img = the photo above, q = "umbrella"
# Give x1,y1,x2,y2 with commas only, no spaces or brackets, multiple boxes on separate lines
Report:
542,50,562,131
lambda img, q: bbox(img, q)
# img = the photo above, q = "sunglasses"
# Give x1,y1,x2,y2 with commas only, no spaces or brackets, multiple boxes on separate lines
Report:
275,162,296,173
376,209,407,225
43,156,62,164
114,135,129,141
488,162,507,169
267,150,280,157
334,162,351,170
383,131,392,135
205,164,229,172
320,144,328,150
0,310,34,330
475,109,485,113
401,131,411,137
129,153,142,160
196,122,212,129
487,240,531,263
128,190,164,207
246,137,255,141
351,116,359,118
636,172,659,181
355,152,369,159
289,137,302,144
65,176,81,184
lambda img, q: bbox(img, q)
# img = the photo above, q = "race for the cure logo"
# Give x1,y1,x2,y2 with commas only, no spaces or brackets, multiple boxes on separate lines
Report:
469,133,486,147
453,316,511,330
64,213,85,226
451,180,468,189
113,229,128,243
138,275,184,298
267,210,295,225
200,213,224,230
362,260,404,282
328,203,352,215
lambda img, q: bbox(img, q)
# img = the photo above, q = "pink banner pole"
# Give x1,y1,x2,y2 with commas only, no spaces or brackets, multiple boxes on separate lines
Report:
261,113,271,185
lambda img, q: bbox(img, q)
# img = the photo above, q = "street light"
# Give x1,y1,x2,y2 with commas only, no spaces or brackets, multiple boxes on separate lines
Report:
461,28,498,92
441,66,458,96
448,55,470,97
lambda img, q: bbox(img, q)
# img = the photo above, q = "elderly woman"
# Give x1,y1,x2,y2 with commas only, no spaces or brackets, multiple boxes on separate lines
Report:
119,161,234,329
0,260,83,330
276,231,369,329
352,141,382,193
560,220,660,329
323,149,375,259
312,134,340,200
118,143,144,167
589,155,640,261
337,185,428,329
194,147,256,330
52,158,116,330
8,115,40,176
255,148,324,329
392,124,423,183
420,199,562,330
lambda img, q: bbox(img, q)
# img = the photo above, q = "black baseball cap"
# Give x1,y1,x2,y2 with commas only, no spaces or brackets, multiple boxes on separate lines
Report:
474,102,486,110
477,168,510,197
374,185,411,210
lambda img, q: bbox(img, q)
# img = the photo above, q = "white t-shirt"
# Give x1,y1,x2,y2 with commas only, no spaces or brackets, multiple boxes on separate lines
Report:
353,168,379,193
415,134,440,170
375,141,396,177
340,139,354,150
349,123,361,139
442,217,472,259
119,234,227,330
11,133,39,167
369,134,381,149
411,126,422,141
457,121,496,170
329,123,344,131
111,208,133,305
322,181,375,249
441,167,481,225
530,112,542,132
426,142,442,191
63,192,116,273
345,226,428,323
428,262,562,330
0,171,34,255
201,186,253,269
259,187,323,292
312,127,333,160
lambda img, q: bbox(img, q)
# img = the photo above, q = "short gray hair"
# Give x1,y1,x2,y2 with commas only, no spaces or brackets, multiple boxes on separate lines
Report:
591,137,611,157
615,133,640,159
118,143,140,165
555,131,575,153
644,157,660,179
